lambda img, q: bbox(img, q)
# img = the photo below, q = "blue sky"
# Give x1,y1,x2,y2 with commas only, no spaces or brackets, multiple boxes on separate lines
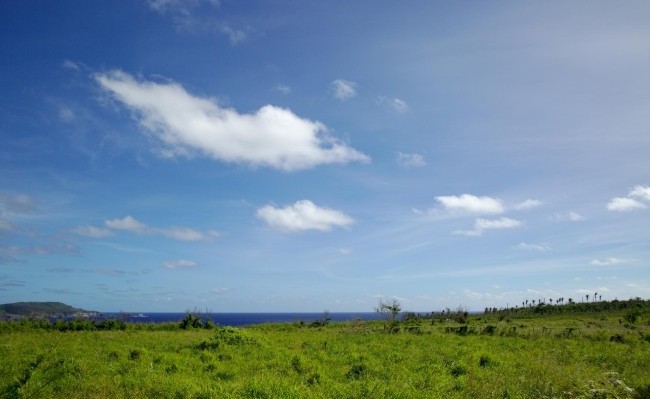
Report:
1,1,648,312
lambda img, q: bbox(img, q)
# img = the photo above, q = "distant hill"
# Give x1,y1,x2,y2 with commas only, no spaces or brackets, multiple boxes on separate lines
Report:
0,302,93,316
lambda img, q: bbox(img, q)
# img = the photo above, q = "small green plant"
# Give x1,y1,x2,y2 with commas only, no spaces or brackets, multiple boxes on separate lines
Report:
479,354,493,367
345,363,367,380
449,363,467,377
128,348,143,360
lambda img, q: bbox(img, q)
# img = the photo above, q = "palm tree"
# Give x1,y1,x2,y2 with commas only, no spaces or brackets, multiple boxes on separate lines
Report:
594,292,598,302
586,294,589,303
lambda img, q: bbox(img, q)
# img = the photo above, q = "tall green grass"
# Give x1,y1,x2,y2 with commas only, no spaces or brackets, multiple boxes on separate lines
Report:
1,307,648,398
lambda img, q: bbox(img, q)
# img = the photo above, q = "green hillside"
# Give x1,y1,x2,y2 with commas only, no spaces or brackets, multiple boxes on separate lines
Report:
0,302,89,316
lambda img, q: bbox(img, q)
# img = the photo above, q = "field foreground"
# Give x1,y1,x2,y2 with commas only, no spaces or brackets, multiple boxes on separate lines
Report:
1,308,649,398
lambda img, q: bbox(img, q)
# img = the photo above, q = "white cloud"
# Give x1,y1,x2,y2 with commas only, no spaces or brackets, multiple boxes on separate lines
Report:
338,248,352,255
377,96,409,113
455,217,523,237
274,84,291,94
106,216,148,234
607,197,647,211
396,152,426,168
330,79,357,101
147,0,220,14
590,257,632,266
105,216,218,241
550,211,586,222
435,194,504,214
58,106,76,123
96,70,369,171
219,24,246,45
629,185,650,201
514,199,542,210
0,193,38,215
517,242,550,251
163,259,198,269
61,59,81,71
72,225,114,238
256,200,355,232
212,287,230,294
607,185,650,211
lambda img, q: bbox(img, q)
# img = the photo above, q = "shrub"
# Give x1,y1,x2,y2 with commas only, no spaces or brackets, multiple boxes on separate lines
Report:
345,363,367,380
128,349,143,360
450,363,467,377
479,355,493,367
180,313,203,329
195,327,258,350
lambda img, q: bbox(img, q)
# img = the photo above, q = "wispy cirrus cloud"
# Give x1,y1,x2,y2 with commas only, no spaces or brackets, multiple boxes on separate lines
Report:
105,216,219,241
257,200,354,232
517,242,550,252
550,211,586,222
0,192,38,215
377,96,408,113
455,217,523,237
590,257,633,266
396,152,426,168
146,0,248,45
514,199,542,210
330,79,357,101
72,225,114,238
163,259,199,269
274,84,291,95
96,70,369,171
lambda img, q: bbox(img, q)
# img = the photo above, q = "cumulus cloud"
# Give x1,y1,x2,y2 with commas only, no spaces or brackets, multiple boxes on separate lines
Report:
517,242,550,251
607,197,647,211
396,152,426,168
630,185,650,201
72,225,114,238
211,287,230,294
256,200,355,232
435,194,504,215
163,259,199,269
377,96,409,113
105,216,218,241
330,79,357,101
514,199,542,210
455,217,523,236
96,70,369,171
607,185,650,211
590,257,632,266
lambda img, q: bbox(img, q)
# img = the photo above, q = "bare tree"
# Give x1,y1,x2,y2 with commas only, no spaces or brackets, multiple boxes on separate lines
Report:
376,298,402,333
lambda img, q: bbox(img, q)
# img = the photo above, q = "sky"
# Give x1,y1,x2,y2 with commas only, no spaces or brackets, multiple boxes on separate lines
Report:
1,1,649,312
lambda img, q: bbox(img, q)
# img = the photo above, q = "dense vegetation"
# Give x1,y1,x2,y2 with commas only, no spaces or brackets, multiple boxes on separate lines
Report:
1,299,648,398
0,302,91,317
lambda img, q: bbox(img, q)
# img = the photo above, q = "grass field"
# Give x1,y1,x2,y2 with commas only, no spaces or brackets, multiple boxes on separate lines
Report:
1,304,649,398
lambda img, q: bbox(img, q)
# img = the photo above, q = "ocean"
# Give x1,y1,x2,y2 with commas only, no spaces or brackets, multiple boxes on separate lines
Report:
95,312,384,326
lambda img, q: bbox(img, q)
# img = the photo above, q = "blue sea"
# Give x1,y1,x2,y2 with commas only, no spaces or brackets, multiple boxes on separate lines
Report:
95,312,383,326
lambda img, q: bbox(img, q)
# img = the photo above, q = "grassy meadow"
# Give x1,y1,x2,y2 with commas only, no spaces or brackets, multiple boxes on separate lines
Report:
1,301,649,399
